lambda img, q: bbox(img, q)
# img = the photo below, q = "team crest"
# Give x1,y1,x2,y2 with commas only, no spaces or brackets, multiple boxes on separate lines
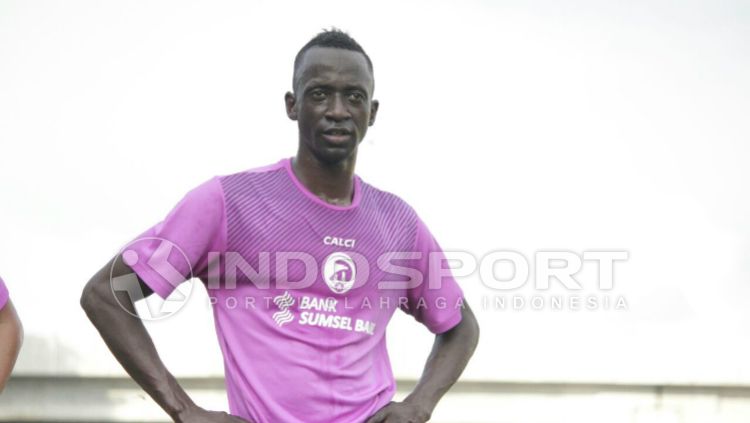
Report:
323,252,356,294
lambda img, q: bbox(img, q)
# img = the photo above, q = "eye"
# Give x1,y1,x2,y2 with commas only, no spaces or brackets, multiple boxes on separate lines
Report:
347,92,365,103
310,89,327,101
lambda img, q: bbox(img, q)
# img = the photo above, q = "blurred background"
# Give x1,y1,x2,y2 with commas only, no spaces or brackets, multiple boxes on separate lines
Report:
1,0,749,422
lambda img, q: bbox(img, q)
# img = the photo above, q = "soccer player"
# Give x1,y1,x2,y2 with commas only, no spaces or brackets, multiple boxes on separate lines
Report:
0,276,23,393
81,29,479,423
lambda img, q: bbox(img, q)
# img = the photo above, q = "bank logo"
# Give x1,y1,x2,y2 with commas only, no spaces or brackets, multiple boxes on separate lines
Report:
323,252,356,294
273,291,295,327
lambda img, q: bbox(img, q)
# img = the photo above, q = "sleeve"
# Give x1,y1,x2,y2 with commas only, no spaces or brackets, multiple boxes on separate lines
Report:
400,217,465,334
0,276,8,310
124,177,226,300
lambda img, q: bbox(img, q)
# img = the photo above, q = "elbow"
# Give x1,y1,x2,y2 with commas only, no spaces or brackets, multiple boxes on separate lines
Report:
462,305,480,353
79,280,95,314
472,321,480,352
0,304,24,395
13,314,23,367
80,277,107,319
469,319,480,353
8,303,24,355
16,316,24,351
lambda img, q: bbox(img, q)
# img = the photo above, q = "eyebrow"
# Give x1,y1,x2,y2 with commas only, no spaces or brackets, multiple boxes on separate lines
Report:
305,81,370,94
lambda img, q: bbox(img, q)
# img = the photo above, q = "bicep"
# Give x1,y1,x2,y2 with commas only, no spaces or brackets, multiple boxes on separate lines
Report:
437,300,480,347
82,255,155,311
112,256,155,299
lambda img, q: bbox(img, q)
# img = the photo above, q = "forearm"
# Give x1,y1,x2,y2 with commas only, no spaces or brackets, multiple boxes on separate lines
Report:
405,303,480,415
0,301,23,392
80,260,195,420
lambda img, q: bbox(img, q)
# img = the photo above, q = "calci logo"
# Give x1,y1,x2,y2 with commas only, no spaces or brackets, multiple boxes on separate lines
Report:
322,252,357,294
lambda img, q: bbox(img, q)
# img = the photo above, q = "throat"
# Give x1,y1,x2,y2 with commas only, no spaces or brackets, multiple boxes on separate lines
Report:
317,191,353,206
291,154,357,206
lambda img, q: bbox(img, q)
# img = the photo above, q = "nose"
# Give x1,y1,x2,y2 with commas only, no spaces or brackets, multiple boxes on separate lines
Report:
325,93,351,122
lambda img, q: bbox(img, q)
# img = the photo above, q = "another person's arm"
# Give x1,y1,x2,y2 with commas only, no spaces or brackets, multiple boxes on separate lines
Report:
80,257,248,423
0,298,23,393
365,303,479,423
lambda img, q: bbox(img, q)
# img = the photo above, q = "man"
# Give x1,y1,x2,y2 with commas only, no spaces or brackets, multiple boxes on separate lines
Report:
0,276,23,393
81,29,479,423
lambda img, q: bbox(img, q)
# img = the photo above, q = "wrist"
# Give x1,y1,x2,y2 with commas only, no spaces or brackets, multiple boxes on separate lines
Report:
158,379,197,422
403,395,434,420
172,403,200,423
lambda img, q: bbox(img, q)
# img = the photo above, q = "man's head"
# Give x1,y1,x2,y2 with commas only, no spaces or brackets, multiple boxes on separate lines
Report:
285,29,379,165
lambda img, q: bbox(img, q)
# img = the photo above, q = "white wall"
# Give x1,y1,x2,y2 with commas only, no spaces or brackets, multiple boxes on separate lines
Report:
0,0,748,386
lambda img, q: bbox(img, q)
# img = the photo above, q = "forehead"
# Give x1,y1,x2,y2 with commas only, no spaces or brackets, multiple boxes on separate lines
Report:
296,47,373,91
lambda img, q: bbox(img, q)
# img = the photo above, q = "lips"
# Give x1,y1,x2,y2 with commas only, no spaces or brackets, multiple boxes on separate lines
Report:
321,127,353,143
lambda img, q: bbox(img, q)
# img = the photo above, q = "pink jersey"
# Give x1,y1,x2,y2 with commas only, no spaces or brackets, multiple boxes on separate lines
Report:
0,276,7,310
127,158,464,423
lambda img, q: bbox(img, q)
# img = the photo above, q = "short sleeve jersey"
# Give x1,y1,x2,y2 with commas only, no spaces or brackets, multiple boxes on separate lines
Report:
0,276,8,310
126,158,464,423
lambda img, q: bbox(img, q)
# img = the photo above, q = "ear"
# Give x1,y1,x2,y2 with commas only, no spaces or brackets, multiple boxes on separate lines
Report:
285,91,298,121
368,99,379,126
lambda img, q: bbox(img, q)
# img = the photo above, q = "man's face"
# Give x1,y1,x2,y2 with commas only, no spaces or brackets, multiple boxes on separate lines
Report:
285,47,378,164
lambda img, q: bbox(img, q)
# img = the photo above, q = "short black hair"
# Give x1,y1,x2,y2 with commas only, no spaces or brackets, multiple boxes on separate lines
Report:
292,28,373,91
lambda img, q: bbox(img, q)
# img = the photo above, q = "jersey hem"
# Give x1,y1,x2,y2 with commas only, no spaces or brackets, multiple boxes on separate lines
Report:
128,259,180,301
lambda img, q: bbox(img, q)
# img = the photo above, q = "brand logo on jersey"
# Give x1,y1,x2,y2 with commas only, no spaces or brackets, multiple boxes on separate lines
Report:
272,291,295,327
323,236,356,248
323,252,357,294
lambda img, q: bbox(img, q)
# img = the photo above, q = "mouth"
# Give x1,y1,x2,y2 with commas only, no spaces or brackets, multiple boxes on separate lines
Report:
321,127,354,144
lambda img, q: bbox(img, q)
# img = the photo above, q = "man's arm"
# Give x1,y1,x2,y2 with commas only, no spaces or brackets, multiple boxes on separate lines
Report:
366,301,480,423
80,257,249,423
0,300,23,393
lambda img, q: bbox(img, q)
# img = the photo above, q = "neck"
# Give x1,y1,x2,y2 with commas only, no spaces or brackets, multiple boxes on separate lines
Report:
292,147,358,206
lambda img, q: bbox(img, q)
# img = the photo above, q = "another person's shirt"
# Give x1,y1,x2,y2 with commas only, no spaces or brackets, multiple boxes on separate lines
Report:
0,276,8,310
126,158,464,423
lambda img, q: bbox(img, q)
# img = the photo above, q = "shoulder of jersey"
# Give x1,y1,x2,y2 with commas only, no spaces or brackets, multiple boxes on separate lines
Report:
359,179,417,217
221,161,286,179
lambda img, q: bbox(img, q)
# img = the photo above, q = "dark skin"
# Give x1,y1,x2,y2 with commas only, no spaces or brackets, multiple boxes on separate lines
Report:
364,306,479,423
285,47,378,206
80,258,250,423
287,47,480,423
81,46,479,423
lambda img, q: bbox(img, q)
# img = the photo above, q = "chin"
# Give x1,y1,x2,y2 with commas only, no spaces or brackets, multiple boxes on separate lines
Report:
312,144,357,166
307,138,356,163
